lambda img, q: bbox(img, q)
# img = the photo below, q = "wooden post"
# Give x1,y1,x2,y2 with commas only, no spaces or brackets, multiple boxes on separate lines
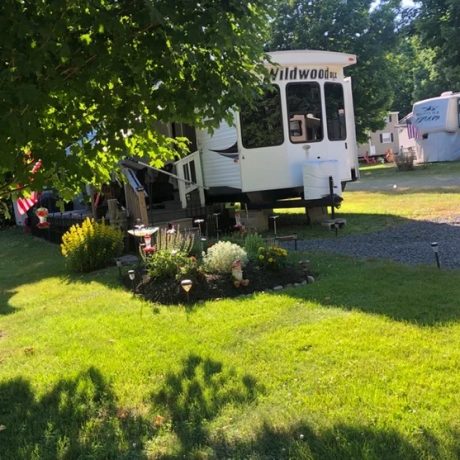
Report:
135,189,149,225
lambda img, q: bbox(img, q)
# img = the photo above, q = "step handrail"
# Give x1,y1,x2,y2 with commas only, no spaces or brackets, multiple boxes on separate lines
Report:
121,157,208,190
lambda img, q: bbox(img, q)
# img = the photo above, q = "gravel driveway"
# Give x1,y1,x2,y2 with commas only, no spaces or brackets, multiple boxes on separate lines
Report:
292,168,460,269
296,217,460,269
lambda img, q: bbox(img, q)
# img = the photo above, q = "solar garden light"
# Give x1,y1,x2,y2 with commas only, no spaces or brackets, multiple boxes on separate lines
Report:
194,218,205,237
180,279,193,302
128,269,136,293
269,215,280,238
431,242,441,269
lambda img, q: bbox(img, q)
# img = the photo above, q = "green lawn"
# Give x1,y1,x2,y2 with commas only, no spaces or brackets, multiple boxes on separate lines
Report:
358,161,460,179
275,188,460,238
2,228,460,458
274,161,460,239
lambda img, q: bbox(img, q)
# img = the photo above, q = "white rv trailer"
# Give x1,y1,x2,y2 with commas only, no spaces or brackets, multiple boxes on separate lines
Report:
176,49,359,210
411,91,460,163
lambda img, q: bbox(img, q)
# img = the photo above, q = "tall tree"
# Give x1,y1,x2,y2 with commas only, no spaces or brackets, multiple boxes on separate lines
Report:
416,0,460,92
0,0,273,200
388,33,451,116
269,0,401,142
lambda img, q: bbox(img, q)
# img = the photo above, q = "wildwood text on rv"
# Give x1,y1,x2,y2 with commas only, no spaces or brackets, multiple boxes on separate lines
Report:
270,67,339,81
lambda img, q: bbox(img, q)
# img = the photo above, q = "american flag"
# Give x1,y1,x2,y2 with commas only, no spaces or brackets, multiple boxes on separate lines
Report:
16,156,43,215
17,192,39,215
407,120,421,139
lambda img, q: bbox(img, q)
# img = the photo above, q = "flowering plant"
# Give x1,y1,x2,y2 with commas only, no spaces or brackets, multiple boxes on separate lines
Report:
257,245,288,271
61,218,124,272
203,241,248,274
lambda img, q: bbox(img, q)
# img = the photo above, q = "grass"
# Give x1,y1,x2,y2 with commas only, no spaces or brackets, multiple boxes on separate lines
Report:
273,161,460,239
358,161,460,179
3,228,460,458
274,188,460,238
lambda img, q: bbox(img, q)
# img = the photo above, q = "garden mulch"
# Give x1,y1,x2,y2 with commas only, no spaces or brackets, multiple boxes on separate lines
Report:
127,261,313,305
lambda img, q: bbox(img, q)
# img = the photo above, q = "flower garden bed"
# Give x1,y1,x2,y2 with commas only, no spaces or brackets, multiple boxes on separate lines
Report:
126,260,314,305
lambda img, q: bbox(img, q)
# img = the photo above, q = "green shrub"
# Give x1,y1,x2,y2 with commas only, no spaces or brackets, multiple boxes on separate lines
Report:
147,250,198,281
395,148,415,171
61,218,124,272
203,241,248,274
257,245,288,271
244,233,266,261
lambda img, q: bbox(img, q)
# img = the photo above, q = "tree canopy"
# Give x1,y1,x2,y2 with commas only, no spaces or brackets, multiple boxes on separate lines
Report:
269,0,402,142
416,0,460,93
0,0,273,200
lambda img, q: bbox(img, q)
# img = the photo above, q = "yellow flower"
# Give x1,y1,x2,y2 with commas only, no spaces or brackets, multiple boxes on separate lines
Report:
259,255,264,260
268,257,274,263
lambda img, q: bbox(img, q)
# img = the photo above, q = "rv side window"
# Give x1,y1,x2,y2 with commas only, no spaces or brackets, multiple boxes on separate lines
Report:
286,82,323,143
325,83,347,141
240,85,284,149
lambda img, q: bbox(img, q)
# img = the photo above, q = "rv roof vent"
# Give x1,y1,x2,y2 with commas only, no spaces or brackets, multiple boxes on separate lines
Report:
440,91,453,97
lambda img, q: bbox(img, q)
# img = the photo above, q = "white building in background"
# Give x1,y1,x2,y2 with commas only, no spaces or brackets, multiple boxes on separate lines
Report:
357,111,400,158
396,113,417,157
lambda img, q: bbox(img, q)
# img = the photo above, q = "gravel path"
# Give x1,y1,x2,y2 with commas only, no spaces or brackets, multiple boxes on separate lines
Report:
294,217,460,269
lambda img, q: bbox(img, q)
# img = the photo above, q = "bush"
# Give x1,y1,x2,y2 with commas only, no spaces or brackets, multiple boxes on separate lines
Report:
61,218,124,272
147,250,198,281
203,241,248,274
257,245,288,271
395,148,415,171
244,233,266,261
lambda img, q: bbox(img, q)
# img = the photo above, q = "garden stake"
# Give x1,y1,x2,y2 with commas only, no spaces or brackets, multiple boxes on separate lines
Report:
431,242,441,269
329,175,335,219
116,259,122,280
213,212,221,240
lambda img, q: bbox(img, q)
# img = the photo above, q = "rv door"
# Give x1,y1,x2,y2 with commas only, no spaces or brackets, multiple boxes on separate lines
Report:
238,85,290,192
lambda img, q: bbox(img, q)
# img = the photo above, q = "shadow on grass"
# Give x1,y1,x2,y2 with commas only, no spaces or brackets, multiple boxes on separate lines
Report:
151,353,262,456
285,254,460,326
272,212,410,239
148,354,449,458
0,356,453,459
0,367,152,459
211,421,443,460
0,228,121,316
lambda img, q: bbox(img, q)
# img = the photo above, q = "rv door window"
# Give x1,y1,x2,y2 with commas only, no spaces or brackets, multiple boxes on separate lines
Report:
325,83,347,141
240,85,284,149
286,83,323,143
